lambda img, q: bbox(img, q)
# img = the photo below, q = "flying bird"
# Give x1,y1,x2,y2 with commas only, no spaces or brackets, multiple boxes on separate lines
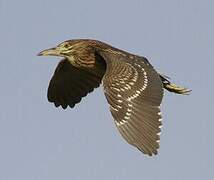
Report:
38,39,190,156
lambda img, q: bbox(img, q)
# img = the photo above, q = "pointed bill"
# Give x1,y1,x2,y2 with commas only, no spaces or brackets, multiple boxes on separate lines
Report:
37,47,61,57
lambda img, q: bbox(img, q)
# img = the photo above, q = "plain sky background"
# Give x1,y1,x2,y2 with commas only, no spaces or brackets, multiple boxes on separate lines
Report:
0,0,213,179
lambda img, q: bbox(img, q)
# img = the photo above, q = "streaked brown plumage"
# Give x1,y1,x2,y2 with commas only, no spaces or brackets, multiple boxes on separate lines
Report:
38,39,191,156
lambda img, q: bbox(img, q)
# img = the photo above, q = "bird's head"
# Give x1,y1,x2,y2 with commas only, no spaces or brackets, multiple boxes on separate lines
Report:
38,40,80,58
38,40,98,67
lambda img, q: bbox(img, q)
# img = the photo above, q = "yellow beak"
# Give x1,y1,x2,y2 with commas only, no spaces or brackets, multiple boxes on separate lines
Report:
37,47,61,56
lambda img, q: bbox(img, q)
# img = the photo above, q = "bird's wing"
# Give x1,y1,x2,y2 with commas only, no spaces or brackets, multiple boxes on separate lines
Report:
98,50,164,156
47,59,103,109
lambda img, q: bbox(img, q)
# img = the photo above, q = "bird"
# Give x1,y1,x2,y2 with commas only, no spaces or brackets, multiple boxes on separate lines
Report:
38,39,191,156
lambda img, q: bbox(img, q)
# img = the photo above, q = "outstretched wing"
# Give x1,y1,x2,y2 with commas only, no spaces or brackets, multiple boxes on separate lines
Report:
98,50,164,156
47,59,103,109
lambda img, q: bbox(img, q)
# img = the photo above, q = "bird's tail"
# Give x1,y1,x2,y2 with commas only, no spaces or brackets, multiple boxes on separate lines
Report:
159,74,191,95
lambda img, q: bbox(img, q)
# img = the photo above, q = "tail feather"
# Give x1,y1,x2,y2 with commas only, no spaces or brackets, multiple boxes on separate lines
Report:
159,74,191,95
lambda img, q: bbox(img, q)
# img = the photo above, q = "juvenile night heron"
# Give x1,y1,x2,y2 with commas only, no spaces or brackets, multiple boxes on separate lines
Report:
38,39,190,156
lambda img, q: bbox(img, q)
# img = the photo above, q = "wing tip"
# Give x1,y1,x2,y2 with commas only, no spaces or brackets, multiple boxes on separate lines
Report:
138,147,159,156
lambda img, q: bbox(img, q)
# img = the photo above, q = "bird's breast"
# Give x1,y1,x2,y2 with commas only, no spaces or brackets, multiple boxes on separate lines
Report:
67,54,95,68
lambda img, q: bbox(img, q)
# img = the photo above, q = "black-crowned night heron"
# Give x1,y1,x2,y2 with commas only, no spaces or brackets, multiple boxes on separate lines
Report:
38,39,191,156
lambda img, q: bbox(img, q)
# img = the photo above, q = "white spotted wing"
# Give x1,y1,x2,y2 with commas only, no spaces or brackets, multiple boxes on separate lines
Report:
99,50,164,156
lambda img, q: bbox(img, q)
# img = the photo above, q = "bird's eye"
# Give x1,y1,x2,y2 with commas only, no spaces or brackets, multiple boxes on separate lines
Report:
58,42,69,48
64,44,69,48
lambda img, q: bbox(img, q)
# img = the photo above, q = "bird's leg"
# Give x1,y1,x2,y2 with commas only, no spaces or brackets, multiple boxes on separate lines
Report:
159,73,191,95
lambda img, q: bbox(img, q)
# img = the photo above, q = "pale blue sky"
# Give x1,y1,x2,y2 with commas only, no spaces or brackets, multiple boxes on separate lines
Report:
0,0,213,179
